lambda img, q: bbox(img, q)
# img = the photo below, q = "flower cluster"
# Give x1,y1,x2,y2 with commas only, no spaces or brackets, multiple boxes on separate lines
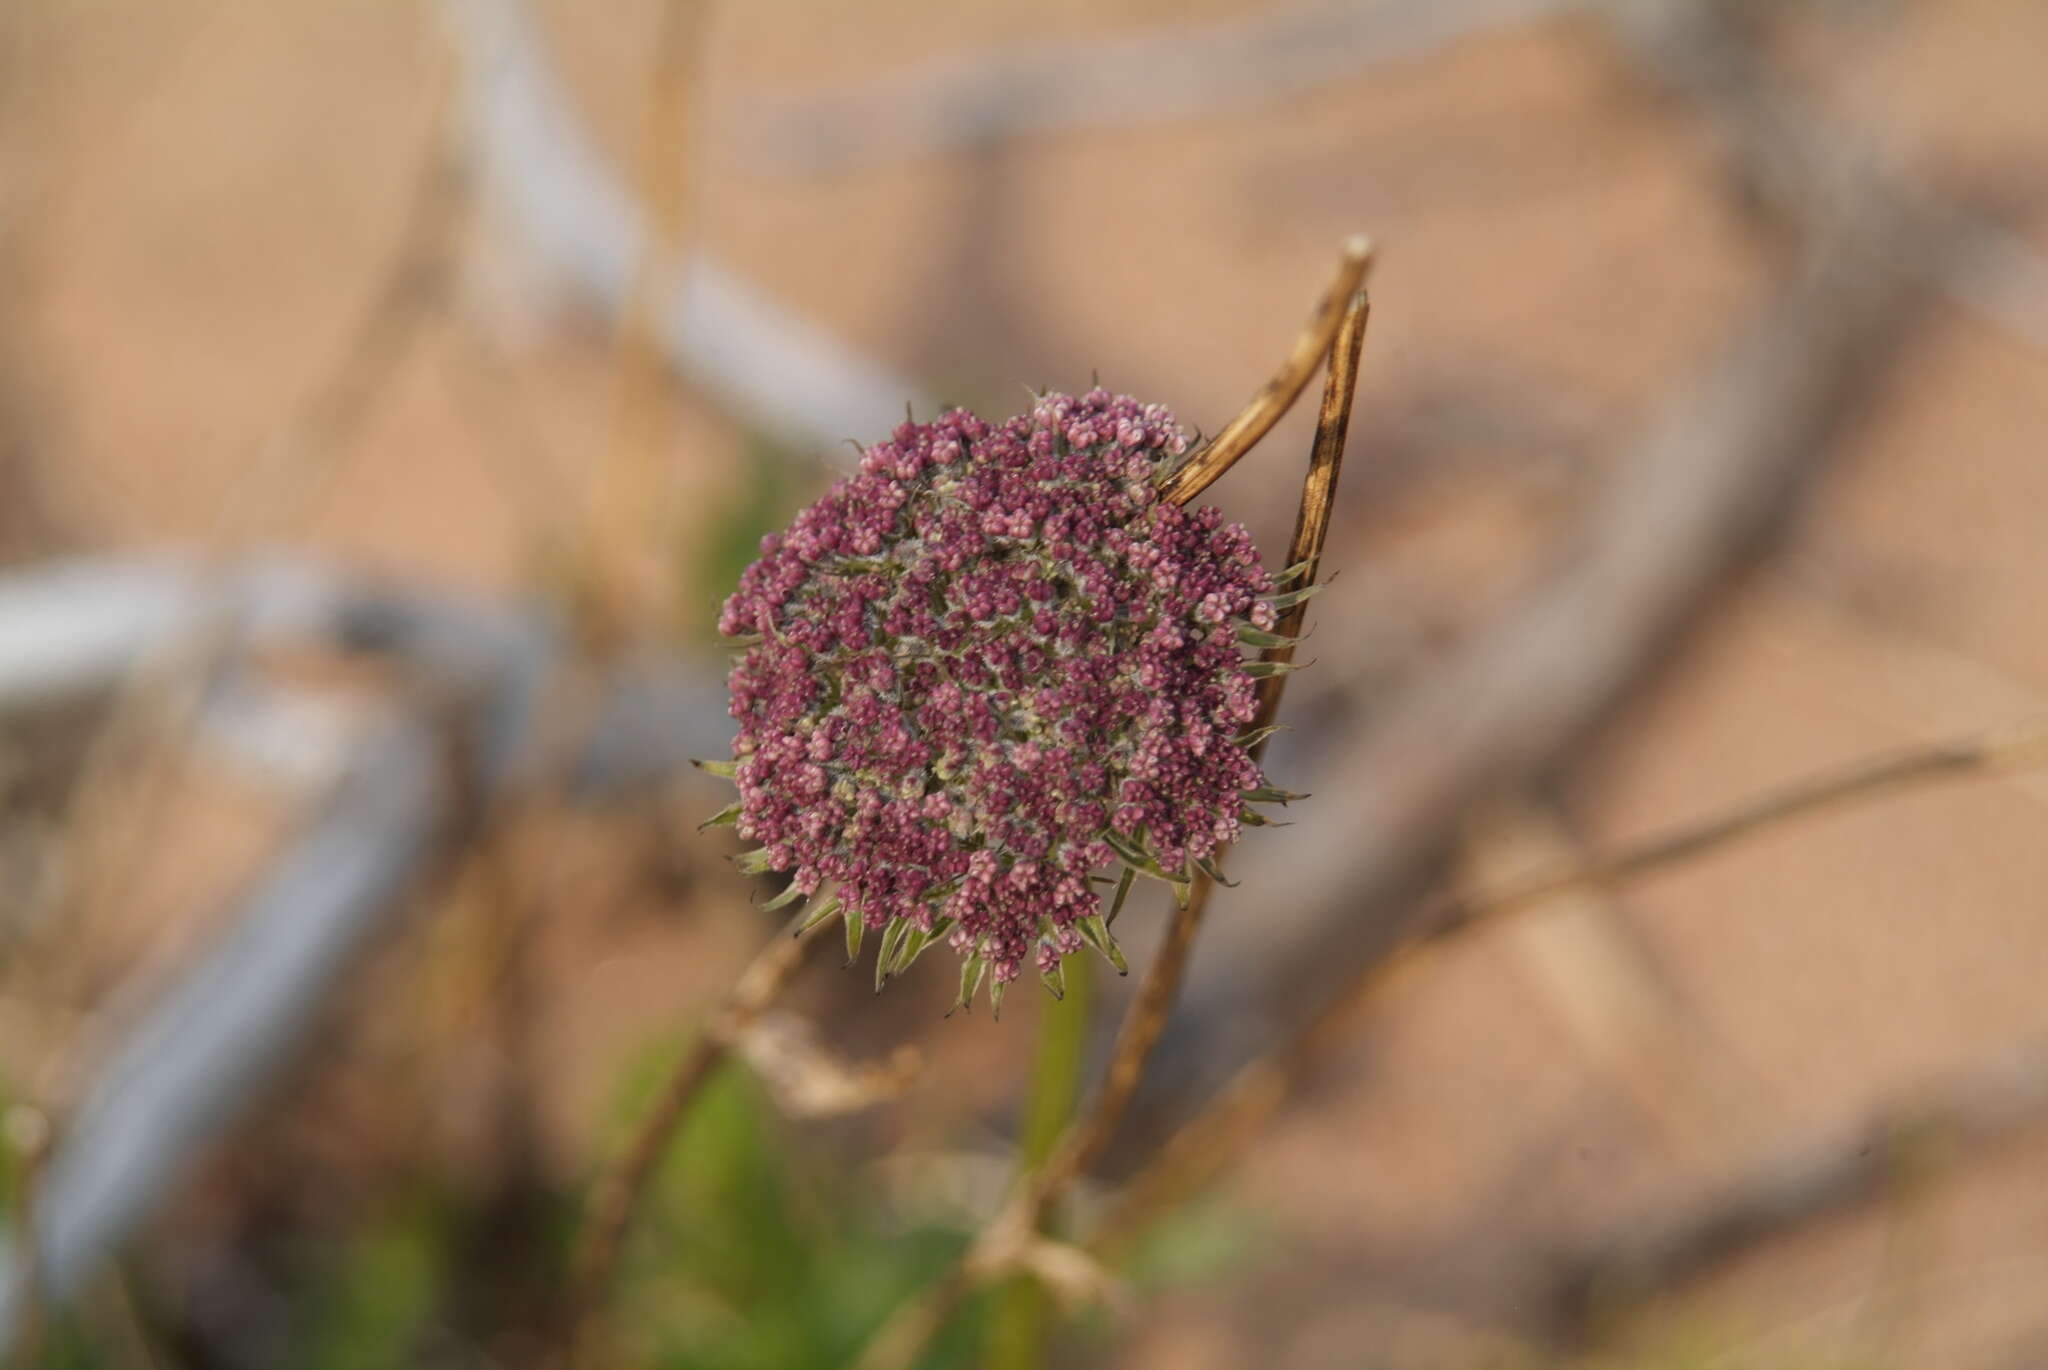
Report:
714,388,1292,1010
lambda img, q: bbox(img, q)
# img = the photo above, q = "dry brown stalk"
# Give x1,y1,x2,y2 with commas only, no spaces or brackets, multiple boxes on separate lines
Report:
1032,285,1371,1207
845,279,1374,1370
1090,716,2048,1250
1156,237,1373,508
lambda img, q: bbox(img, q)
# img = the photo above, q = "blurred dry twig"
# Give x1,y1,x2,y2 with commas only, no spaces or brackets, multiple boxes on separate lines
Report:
1095,716,2048,1248
1076,11,2048,1293
1546,1039,2048,1338
15,77,472,1022
1460,796,1767,1165
732,1011,922,1121
726,0,1566,176
1175,0,1939,1111
0,724,448,1348
441,0,927,454
0,561,565,1352
1603,0,2048,354
0,557,731,790
736,0,2048,367
0,699,534,1353
1934,214,2048,355
565,909,833,1363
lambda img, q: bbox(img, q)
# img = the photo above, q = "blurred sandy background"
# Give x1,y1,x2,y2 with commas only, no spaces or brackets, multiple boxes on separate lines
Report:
2,1,2048,1367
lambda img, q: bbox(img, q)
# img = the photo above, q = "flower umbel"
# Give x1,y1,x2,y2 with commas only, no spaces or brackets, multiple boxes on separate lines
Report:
714,388,1297,1010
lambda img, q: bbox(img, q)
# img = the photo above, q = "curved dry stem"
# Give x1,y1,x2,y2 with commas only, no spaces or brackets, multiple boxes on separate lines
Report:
1035,286,1369,1202
1156,237,1373,508
845,274,1374,1370
1090,715,2048,1250
565,908,830,1364
1248,287,1369,680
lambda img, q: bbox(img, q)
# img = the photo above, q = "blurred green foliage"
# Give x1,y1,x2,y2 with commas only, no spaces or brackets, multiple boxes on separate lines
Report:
0,1033,1257,1370
1118,1190,1260,1294
609,1048,983,1370
298,1199,453,1370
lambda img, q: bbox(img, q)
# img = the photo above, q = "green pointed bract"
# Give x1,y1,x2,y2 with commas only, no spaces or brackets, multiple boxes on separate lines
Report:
692,757,740,778
891,925,929,976
696,801,742,832
1099,827,1145,868
1244,785,1310,805
1236,625,1300,649
734,847,775,876
1241,659,1303,679
760,879,807,912
723,633,765,650
1102,831,1194,904
1041,958,1067,1001
1273,558,1315,586
892,917,955,976
844,910,864,965
1234,723,1286,749
1105,866,1137,927
875,919,908,991
1263,583,1322,611
1077,914,1129,975
798,893,843,934
1194,854,1237,888
889,925,925,975
990,975,1009,1021
1237,805,1286,828
954,954,989,1014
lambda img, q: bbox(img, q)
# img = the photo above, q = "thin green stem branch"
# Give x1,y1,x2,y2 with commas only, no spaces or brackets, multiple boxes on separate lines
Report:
988,954,1096,1370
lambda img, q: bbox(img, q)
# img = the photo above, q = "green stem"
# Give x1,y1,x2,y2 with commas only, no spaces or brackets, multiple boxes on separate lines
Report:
988,953,1096,1370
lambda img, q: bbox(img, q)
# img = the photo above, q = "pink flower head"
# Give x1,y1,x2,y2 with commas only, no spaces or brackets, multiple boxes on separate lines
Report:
715,389,1283,1010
